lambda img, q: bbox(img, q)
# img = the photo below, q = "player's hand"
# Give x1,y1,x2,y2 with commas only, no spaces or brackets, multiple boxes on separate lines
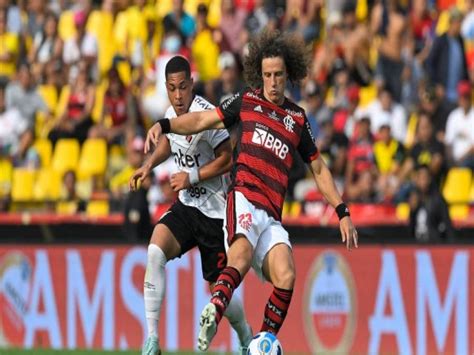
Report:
129,164,151,191
144,123,163,154
169,172,191,191
339,217,358,250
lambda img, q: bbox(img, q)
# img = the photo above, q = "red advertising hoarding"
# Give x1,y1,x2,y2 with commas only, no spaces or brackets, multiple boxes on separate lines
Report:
0,245,472,354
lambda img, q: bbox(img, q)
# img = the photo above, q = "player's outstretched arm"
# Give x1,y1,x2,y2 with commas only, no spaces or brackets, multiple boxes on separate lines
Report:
129,136,171,191
144,109,224,153
310,156,359,250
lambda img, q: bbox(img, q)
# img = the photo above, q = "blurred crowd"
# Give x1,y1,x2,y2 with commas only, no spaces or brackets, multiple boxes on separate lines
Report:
1,0,474,240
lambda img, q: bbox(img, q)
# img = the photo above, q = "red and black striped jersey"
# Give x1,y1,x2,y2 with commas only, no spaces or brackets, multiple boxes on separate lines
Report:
216,88,319,220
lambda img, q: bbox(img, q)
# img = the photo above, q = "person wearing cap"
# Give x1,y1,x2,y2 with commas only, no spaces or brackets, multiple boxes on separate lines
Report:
211,51,245,104
426,6,468,104
445,80,474,168
419,84,454,141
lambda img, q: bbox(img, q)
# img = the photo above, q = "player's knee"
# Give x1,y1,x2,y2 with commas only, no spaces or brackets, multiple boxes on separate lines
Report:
272,267,295,290
147,244,167,267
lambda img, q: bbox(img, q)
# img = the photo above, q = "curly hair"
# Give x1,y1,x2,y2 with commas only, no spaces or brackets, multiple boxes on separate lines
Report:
243,30,310,89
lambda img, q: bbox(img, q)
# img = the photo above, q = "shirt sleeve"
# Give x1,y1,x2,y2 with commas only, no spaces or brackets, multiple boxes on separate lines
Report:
216,90,244,129
206,128,230,151
297,114,320,163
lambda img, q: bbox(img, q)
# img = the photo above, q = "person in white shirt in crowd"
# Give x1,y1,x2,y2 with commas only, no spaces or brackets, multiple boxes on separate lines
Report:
361,86,407,143
445,80,474,168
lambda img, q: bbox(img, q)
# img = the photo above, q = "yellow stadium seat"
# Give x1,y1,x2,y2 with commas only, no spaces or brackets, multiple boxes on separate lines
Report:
449,204,469,220
38,85,59,112
396,202,410,221
33,139,52,168
0,159,13,197
78,138,107,180
56,201,78,214
33,168,61,201
86,200,109,217
11,169,36,202
442,168,472,204
51,138,80,176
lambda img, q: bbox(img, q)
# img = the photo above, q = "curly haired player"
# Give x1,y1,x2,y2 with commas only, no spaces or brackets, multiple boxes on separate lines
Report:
144,31,359,351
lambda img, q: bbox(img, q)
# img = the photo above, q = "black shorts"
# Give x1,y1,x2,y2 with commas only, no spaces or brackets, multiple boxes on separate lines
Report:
158,200,227,282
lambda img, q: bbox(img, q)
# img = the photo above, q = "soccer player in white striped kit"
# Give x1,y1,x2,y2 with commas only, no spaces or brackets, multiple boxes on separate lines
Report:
130,56,252,355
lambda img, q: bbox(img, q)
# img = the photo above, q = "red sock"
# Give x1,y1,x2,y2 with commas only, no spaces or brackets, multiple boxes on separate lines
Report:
210,266,242,324
261,286,293,334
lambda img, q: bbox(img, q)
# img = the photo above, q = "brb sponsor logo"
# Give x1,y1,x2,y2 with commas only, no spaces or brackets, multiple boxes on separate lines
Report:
173,149,201,168
0,252,33,347
303,251,356,353
251,124,289,160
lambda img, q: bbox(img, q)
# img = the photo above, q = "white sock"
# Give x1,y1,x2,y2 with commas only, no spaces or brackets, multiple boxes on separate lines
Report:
144,244,167,339
224,295,252,345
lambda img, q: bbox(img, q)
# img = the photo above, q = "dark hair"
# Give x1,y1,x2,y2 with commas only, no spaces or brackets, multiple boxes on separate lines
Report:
165,56,191,80
243,30,309,89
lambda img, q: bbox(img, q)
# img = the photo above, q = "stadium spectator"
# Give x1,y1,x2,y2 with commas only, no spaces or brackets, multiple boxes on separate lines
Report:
89,67,132,144
192,3,220,83
48,63,95,145
318,117,349,181
299,80,330,137
418,84,453,142
444,80,474,168
0,81,37,168
0,7,19,80
28,12,62,82
426,6,468,105
371,0,408,102
409,164,455,243
26,0,47,40
130,56,252,354
363,86,407,143
373,123,405,201
333,84,362,138
141,25,190,121
162,0,196,42
244,0,273,39
144,31,358,350
209,51,245,105
60,169,86,212
120,135,152,242
400,112,446,186
5,62,50,130
62,9,98,81
219,0,247,55
0,0,22,34
345,116,378,202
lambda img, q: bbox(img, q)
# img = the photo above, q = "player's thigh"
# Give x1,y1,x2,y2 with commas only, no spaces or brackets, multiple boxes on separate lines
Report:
196,215,228,282
259,224,295,288
151,202,196,260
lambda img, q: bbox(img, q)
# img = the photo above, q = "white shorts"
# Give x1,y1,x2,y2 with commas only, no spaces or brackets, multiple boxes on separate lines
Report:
223,191,292,281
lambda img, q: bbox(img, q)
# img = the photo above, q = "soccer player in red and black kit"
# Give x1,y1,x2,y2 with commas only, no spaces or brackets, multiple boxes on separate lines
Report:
144,31,359,350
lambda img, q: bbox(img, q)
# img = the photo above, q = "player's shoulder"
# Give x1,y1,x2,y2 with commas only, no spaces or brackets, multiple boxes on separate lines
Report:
282,97,306,119
242,87,261,100
190,95,215,112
